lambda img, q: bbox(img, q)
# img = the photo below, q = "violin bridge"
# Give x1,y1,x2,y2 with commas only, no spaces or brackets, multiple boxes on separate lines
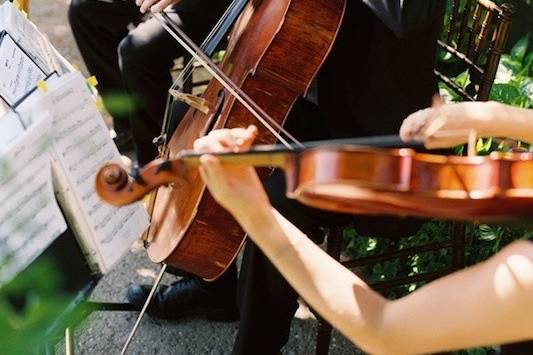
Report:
169,90,210,114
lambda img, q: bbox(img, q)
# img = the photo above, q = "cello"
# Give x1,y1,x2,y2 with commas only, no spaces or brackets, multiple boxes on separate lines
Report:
111,0,346,280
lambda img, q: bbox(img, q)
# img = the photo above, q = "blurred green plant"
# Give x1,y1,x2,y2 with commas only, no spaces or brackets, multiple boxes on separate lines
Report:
0,257,77,355
101,91,140,117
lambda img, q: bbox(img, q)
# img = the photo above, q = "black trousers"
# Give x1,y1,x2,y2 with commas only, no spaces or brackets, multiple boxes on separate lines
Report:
68,0,226,165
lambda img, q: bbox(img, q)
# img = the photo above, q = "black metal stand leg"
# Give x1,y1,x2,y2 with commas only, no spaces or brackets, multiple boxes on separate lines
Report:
316,318,334,355
84,302,138,312
451,221,466,271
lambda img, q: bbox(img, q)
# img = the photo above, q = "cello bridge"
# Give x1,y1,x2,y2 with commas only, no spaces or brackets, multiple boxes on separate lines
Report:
169,90,211,114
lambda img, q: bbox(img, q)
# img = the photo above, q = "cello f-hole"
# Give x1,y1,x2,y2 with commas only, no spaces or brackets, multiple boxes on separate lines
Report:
205,90,226,133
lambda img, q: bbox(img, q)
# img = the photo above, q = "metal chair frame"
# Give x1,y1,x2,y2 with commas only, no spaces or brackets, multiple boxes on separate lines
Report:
436,0,514,101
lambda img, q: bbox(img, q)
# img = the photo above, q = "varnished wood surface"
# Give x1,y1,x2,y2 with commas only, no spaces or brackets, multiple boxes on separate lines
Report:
289,149,532,222
146,0,346,280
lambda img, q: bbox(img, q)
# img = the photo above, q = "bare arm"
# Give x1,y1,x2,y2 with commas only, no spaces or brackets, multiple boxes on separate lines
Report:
195,127,533,354
400,101,533,149
235,204,533,354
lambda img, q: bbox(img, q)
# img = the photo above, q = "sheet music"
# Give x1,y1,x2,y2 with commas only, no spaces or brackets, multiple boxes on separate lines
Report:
0,31,46,106
13,72,60,128
39,72,149,271
0,114,67,285
0,100,8,117
0,111,24,149
0,2,52,73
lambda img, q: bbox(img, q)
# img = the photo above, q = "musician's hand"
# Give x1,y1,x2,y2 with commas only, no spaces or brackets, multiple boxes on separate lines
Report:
136,0,180,14
400,101,505,149
194,126,271,216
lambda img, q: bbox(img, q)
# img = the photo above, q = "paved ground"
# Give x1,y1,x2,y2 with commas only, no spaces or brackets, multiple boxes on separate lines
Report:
27,0,358,353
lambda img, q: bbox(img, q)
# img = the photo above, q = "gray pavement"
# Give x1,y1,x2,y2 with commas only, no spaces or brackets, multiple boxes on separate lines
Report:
28,0,358,354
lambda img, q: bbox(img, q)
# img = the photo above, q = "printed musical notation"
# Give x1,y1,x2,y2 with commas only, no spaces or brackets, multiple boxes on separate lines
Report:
0,2,54,73
0,1,148,276
38,72,149,271
0,32,46,106
0,112,24,148
0,115,67,285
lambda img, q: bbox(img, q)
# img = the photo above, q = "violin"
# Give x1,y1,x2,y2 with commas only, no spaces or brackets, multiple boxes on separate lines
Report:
109,0,346,280
97,138,533,226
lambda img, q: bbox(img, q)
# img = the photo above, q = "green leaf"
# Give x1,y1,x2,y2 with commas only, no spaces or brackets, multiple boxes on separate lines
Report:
454,70,471,89
454,144,465,156
511,96,532,109
478,224,497,241
476,137,492,154
510,34,529,62
437,47,455,63
438,82,461,103
489,83,521,104
519,76,533,101
524,51,533,75
495,55,523,83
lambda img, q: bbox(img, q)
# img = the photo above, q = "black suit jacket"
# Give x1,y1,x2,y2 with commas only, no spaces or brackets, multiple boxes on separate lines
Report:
315,0,445,139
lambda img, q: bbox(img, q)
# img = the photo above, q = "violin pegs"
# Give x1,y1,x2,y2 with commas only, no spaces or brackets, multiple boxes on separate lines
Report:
155,160,173,174
131,164,148,186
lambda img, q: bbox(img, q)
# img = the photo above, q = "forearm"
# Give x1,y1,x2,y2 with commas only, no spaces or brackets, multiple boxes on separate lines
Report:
234,205,389,353
489,102,533,143
234,205,533,354
382,240,533,354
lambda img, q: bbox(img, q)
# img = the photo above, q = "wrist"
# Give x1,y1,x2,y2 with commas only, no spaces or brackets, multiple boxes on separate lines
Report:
472,101,511,138
485,101,527,140
231,200,273,231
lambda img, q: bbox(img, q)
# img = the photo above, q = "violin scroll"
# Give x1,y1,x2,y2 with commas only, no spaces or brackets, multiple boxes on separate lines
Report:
100,163,129,190
95,163,136,206
95,159,187,207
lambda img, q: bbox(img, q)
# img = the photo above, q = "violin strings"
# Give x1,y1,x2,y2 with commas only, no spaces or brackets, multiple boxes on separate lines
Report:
155,12,304,150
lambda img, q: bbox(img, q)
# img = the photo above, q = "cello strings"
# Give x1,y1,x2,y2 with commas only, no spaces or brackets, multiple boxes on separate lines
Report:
161,0,243,140
157,12,299,148
169,0,243,92
154,12,304,149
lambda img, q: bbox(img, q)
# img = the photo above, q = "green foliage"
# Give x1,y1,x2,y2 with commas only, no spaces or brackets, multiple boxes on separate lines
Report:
439,35,533,107
491,35,532,107
343,221,451,299
0,258,78,354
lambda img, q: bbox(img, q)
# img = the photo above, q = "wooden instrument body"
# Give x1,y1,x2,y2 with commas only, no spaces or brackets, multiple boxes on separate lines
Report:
145,0,346,280
284,147,533,221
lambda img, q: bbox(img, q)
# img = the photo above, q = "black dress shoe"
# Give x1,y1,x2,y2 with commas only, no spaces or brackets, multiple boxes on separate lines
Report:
126,276,238,321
